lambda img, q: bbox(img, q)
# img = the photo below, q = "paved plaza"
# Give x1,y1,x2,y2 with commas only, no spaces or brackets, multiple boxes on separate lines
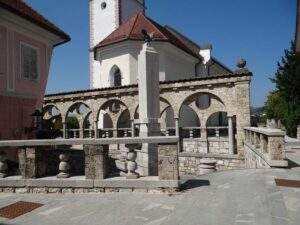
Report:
0,166,299,225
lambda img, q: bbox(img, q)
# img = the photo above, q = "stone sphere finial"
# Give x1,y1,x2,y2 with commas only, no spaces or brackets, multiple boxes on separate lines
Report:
237,58,246,68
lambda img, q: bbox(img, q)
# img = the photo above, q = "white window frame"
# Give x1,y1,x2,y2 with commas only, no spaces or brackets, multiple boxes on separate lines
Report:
20,42,40,83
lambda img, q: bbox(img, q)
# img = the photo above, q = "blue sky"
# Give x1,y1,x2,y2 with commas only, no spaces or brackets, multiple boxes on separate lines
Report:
25,0,297,107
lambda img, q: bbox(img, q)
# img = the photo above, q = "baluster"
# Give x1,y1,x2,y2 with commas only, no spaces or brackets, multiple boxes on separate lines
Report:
106,130,109,138
89,129,92,138
215,128,220,138
57,153,71,178
0,149,8,178
73,130,77,139
124,130,128,137
166,129,169,136
189,129,193,138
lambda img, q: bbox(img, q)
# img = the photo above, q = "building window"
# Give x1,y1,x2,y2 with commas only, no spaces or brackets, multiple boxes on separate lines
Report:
114,69,122,87
20,43,39,82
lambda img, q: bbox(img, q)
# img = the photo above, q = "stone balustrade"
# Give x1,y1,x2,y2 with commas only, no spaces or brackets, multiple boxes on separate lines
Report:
243,127,287,168
0,137,179,193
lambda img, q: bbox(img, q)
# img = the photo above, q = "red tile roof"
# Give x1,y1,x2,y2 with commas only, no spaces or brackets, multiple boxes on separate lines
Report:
95,13,200,59
0,0,70,42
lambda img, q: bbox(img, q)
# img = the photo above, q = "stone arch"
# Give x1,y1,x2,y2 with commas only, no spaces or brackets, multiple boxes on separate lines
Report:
109,65,122,87
43,104,61,119
178,91,225,115
97,99,129,130
134,97,174,119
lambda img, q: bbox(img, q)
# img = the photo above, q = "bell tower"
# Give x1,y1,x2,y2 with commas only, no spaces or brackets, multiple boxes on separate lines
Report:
89,0,145,88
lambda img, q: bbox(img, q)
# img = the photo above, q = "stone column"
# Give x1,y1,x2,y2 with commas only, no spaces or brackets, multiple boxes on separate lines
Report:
135,43,161,176
175,118,179,136
131,120,135,137
200,127,208,154
62,122,67,139
228,116,234,155
94,121,98,139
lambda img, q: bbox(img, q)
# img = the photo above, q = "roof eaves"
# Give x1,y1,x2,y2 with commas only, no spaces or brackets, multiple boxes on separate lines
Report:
0,1,70,41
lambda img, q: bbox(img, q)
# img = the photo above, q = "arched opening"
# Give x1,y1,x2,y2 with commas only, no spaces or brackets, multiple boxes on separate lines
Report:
43,105,63,138
160,106,175,136
117,110,131,137
179,105,200,138
206,111,228,137
110,66,122,87
65,102,91,138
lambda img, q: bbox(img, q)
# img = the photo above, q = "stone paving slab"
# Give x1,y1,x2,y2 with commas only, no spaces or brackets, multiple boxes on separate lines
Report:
0,168,299,225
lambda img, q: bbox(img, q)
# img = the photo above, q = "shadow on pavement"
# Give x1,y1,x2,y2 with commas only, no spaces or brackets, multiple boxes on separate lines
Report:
286,158,300,169
181,179,210,191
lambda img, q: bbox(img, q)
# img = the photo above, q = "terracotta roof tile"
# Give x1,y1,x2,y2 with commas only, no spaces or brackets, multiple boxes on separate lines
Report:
95,13,200,58
0,0,70,41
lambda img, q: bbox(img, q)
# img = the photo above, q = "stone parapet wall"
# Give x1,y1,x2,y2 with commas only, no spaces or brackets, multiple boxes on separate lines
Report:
18,147,85,178
183,138,229,154
178,153,245,176
243,127,287,168
244,143,270,168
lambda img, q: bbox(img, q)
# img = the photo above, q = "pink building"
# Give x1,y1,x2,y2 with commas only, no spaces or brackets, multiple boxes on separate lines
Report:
0,0,70,160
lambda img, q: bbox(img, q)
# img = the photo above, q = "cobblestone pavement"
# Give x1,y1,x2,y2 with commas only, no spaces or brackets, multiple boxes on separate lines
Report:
0,168,300,225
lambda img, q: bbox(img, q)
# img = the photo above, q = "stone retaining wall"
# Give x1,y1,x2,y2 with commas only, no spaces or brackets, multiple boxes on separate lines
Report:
244,143,270,168
179,153,245,176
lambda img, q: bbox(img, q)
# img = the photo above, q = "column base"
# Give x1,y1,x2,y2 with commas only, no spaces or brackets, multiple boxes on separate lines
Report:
56,172,71,178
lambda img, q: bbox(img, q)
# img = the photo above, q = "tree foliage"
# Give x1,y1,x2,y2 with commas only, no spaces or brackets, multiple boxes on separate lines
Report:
266,42,300,137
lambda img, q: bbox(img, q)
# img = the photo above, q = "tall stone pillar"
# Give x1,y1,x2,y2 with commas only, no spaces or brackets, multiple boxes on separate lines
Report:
62,122,67,139
135,43,161,176
228,116,234,155
94,121,99,139
131,120,135,137
175,118,179,136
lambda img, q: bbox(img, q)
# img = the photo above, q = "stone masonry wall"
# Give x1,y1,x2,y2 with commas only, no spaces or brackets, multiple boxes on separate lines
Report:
179,154,245,176
183,138,229,154
244,144,270,168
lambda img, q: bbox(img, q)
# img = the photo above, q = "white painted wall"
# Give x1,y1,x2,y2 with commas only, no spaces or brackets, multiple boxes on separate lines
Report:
90,0,145,89
96,41,198,88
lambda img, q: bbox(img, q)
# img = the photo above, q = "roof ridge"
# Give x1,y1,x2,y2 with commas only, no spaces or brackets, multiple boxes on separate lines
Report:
143,15,168,40
128,13,140,38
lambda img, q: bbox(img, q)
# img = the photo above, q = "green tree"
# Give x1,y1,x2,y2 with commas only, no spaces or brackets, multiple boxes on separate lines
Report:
266,42,300,137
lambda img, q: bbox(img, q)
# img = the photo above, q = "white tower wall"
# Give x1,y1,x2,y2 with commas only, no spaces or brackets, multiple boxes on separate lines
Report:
90,0,145,89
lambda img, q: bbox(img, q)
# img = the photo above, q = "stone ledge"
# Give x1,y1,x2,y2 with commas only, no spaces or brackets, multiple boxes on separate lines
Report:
93,180,179,188
179,152,244,160
26,178,94,188
244,127,285,136
0,136,178,147
0,187,179,194
0,177,25,187
0,176,180,190
244,142,288,168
